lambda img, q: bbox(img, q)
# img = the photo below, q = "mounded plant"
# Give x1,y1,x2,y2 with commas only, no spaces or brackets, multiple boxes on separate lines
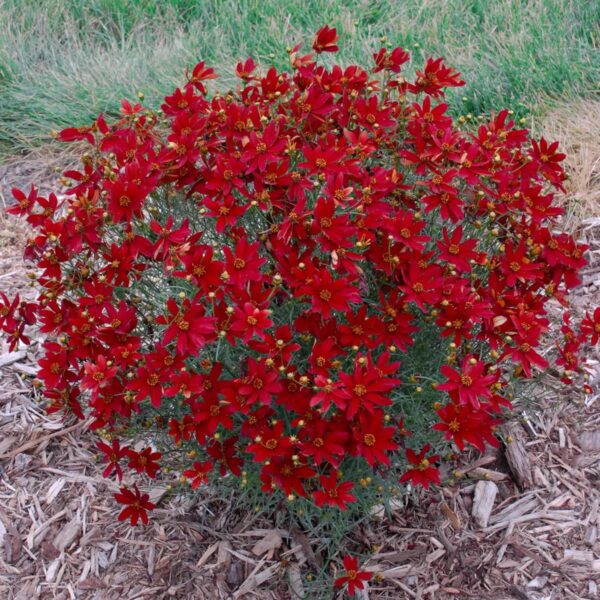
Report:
2,25,597,596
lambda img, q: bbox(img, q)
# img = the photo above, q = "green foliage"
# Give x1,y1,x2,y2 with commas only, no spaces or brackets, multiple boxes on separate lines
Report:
0,0,599,156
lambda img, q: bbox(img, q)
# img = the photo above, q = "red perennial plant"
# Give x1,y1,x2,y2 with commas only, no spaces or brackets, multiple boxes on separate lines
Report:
1,26,596,535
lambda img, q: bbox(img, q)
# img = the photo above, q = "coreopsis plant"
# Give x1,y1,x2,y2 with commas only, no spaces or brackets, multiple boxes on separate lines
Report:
2,24,596,592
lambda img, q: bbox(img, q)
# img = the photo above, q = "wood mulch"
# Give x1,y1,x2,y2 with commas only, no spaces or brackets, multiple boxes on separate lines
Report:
0,194,599,600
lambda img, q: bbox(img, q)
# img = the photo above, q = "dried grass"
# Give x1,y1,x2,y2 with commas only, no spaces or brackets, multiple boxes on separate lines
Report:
538,99,600,227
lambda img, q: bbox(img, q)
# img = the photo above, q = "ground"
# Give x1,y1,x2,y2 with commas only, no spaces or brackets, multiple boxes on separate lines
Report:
0,100,599,599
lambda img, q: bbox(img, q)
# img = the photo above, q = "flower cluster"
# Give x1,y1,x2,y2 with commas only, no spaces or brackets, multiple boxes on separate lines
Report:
2,26,594,531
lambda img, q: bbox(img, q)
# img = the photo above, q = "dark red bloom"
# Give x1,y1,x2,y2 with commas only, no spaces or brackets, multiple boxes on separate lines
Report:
303,271,361,319
353,410,398,466
582,307,600,345
313,472,356,510
183,460,213,489
438,355,498,409
223,238,266,287
157,297,217,357
127,447,161,478
114,485,156,525
96,439,129,480
399,444,441,489
312,25,339,54
334,555,372,595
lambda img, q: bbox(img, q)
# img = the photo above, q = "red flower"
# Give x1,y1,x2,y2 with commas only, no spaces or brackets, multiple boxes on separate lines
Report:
338,360,400,419
186,60,218,94
241,121,286,173
260,454,316,498
433,403,500,452
247,420,292,462
582,307,600,345
303,270,361,319
7,187,38,217
421,170,464,222
114,485,156,525
223,238,266,287
157,297,217,357
128,365,165,408
230,302,273,343
500,242,543,287
81,355,118,398
384,209,429,252
103,161,157,223
313,472,356,510
192,396,234,438
299,417,349,466
399,444,441,489
500,336,549,378
437,226,480,272
175,244,223,293
312,25,339,54
183,460,213,489
235,57,256,80
353,410,398,466
207,437,243,476
237,358,283,406
96,439,129,480
438,355,498,409
372,47,410,73
334,555,372,595
57,125,95,145
310,375,351,413
127,447,161,478
409,56,464,97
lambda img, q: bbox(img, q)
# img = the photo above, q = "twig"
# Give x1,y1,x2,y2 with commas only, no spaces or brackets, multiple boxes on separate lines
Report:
0,419,87,461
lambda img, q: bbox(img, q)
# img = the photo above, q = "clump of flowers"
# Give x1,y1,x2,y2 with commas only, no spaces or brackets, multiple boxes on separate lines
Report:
2,27,595,555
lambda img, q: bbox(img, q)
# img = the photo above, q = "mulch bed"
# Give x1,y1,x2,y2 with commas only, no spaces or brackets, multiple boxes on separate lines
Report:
0,201,599,600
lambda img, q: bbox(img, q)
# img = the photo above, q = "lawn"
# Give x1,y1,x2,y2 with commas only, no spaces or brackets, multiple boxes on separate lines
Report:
0,0,598,156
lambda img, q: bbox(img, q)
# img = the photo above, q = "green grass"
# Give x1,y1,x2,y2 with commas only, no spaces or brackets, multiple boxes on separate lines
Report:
0,0,598,157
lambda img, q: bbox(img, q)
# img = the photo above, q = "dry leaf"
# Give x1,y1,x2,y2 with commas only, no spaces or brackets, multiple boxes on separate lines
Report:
77,577,105,590
4,524,22,564
290,527,321,569
251,530,282,558
287,563,305,597
41,540,60,561
440,502,461,530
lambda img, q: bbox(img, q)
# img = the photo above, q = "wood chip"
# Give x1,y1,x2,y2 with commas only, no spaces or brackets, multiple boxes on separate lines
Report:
502,422,533,489
468,467,508,482
527,575,548,589
54,516,81,551
579,431,600,451
564,549,594,564
45,477,66,505
472,481,498,528
584,525,597,546
0,350,27,368
11,362,38,376
4,524,22,564
287,563,305,598
490,494,539,525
